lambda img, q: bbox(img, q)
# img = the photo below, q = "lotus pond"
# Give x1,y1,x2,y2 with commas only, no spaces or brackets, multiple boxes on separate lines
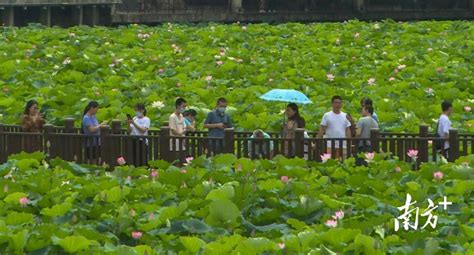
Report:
0,21,473,132
0,152,473,254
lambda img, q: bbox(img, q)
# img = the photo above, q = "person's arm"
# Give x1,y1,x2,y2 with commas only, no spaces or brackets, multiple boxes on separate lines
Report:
131,120,148,134
88,125,101,133
345,116,352,138
169,115,180,136
203,113,225,129
355,121,362,137
21,115,33,131
317,114,328,138
37,114,46,128
84,117,103,133
439,119,450,140
186,120,196,132
317,125,326,138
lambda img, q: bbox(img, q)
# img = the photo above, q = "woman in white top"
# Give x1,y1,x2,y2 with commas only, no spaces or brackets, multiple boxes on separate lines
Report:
127,103,151,166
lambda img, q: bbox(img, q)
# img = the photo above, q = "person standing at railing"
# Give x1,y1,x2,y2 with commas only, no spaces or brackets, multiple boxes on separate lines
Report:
282,103,306,157
317,95,352,159
435,101,452,158
82,101,107,161
204,97,233,155
21,100,46,152
248,129,274,159
127,103,150,166
21,100,46,133
355,105,379,166
360,97,379,123
169,98,187,163
184,109,197,132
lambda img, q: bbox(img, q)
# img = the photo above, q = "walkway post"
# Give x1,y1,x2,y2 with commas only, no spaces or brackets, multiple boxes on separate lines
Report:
448,129,459,162
295,128,305,158
419,124,429,163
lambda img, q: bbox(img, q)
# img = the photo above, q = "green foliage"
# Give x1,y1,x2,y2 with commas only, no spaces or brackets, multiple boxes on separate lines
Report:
0,152,472,253
0,21,472,132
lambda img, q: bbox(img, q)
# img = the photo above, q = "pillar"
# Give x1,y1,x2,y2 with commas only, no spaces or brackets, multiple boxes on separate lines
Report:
231,0,242,12
1,6,14,26
39,6,51,27
72,5,83,25
354,0,365,11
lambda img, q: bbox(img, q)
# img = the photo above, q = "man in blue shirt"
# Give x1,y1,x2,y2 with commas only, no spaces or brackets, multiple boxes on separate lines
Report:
204,98,233,155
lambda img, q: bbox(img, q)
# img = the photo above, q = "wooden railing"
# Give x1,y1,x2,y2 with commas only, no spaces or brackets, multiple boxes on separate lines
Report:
1,118,473,167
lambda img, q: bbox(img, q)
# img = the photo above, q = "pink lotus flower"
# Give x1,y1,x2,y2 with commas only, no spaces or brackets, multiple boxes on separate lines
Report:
117,156,126,165
180,169,188,174
433,171,444,180
326,73,335,81
407,149,418,159
19,197,29,206
389,77,395,81
367,78,376,85
151,170,158,178
158,68,165,73
397,64,406,70
278,243,285,249
464,106,472,112
280,176,289,184
364,152,375,163
205,75,212,82
132,231,142,240
325,219,338,228
184,157,193,166
395,166,401,172
333,210,344,220
321,153,331,163
426,87,434,95
216,60,223,66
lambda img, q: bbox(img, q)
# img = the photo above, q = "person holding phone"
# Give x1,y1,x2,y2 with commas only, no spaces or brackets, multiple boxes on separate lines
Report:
204,97,233,155
127,103,150,166
169,98,187,164
82,101,107,162
21,100,46,133
21,100,46,152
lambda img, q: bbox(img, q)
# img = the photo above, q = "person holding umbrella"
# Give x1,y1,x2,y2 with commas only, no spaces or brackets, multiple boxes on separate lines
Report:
283,103,306,157
259,89,312,158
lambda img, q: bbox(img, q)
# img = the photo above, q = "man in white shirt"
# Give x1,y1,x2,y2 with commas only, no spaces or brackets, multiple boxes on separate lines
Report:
317,96,352,159
169,98,187,154
436,101,452,157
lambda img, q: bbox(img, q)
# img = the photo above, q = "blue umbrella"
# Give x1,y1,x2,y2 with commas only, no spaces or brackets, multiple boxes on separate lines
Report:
259,89,312,104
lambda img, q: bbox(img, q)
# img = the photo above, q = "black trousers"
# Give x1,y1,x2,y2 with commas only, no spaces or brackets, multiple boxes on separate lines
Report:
132,139,148,166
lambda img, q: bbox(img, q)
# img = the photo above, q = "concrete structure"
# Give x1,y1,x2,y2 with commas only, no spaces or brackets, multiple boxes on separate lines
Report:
0,0,120,26
1,0,473,26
